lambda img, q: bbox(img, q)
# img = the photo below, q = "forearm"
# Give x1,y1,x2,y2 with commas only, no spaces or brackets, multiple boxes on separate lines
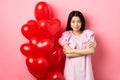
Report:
63,44,95,57
63,44,81,58
65,53,81,58
72,48,95,55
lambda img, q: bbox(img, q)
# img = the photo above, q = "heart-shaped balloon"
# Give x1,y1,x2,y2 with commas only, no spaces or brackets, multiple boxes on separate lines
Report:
29,37,54,56
29,69,47,79
29,69,48,79
46,19,61,36
20,43,33,57
37,20,53,38
21,20,39,40
27,19,38,26
47,47,62,68
26,56,36,73
45,71,64,80
26,56,48,74
34,2,51,21
38,20,48,31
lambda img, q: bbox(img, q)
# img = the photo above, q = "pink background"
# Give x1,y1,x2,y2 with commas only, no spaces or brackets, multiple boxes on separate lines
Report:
0,0,120,80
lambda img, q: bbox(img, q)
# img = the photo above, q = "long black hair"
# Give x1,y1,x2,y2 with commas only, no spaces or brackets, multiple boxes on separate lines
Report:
66,11,85,31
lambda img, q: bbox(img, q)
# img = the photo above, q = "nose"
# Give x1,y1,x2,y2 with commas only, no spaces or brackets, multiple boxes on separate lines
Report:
74,22,78,26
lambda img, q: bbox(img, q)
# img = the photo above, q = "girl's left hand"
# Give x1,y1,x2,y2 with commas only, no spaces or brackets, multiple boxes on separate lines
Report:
86,41,94,49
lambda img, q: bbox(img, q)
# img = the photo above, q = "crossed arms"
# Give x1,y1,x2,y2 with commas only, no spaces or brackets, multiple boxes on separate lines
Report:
63,41,95,58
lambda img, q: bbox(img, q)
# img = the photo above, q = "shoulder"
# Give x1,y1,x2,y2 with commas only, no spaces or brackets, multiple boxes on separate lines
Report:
84,29,94,34
83,29,95,38
62,30,71,34
62,30,72,36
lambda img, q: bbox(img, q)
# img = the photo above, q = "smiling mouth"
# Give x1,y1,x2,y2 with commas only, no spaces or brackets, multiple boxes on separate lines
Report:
74,27,79,29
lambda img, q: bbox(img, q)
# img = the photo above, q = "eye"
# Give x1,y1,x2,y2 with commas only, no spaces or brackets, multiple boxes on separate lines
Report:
71,20,75,23
77,20,81,23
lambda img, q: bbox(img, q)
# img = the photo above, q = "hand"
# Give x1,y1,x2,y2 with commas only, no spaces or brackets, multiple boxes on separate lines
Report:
86,41,94,49
63,45,74,54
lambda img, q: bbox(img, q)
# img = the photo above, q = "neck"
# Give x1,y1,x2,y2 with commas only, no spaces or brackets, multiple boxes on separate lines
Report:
72,30,82,36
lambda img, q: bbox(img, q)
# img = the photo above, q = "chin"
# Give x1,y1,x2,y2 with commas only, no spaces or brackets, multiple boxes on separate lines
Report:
73,29,80,31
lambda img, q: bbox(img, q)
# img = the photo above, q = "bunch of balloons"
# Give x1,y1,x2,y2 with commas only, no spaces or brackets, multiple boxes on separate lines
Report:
20,1,65,80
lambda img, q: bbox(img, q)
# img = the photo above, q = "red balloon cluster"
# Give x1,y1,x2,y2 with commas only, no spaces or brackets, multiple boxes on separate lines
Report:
20,2,65,80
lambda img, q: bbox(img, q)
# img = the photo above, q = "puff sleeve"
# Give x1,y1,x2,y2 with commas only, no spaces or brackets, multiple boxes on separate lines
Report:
86,30,96,48
59,31,71,47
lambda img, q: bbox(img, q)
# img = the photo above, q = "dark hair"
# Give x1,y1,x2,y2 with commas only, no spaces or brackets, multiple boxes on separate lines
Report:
66,11,85,31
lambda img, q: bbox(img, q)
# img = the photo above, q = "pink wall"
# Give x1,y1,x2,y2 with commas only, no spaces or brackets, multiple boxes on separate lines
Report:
0,0,120,80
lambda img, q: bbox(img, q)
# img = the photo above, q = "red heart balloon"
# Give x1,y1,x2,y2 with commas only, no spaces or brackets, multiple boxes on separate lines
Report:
38,20,47,31
29,69,47,79
45,71,64,80
21,23,38,40
35,57,48,73
47,19,61,36
20,43,33,57
26,56,36,72
34,2,51,21
26,56,48,74
29,37,54,56
37,20,53,38
47,47,62,68
27,19,38,26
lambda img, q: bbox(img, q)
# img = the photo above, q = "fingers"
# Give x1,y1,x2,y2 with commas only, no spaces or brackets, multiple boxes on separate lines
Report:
63,46,71,54
87,41,94,48
63,44,69,48
63,45,73,54
63,48,66,52
63,45,71,50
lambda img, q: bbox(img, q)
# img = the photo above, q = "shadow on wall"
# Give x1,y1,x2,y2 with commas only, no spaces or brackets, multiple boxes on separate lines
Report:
92,34,107,80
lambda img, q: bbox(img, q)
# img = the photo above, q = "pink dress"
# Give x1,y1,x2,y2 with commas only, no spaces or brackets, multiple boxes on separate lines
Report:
59,29,96,80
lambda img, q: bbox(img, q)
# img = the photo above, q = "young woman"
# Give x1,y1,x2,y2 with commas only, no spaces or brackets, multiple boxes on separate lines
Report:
59,11,96,80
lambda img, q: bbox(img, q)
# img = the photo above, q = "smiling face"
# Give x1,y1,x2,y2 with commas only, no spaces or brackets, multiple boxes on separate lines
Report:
70,16,82,32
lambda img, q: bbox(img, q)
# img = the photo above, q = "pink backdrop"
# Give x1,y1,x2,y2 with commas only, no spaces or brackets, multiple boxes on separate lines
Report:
0,0,120,80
